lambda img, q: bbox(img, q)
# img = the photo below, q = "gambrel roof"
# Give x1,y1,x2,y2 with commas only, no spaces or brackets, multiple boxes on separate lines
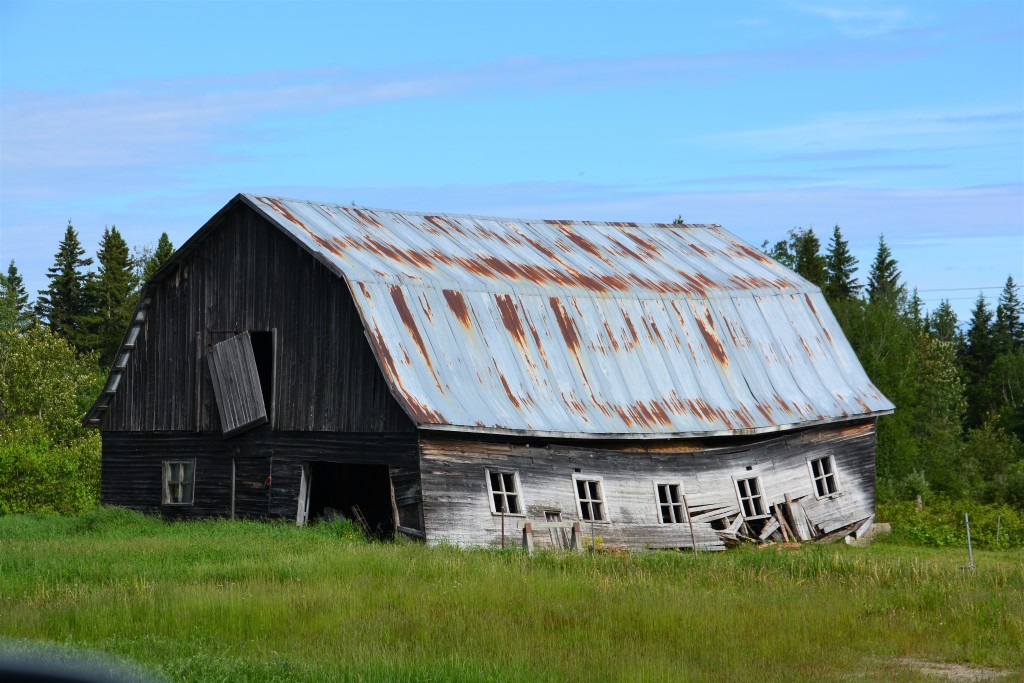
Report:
87,194,893,437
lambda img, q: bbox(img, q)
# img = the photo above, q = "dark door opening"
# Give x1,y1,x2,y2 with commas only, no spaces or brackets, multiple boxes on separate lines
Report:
248,330,274,421
307,463,394,538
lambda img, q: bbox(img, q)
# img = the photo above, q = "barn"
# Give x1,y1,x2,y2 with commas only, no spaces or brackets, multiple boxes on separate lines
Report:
85,194,893,550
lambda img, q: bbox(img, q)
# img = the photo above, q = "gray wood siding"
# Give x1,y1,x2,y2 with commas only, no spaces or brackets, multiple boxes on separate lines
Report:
207,332,268,436
101,204,414,434
418,421,876,550
101,430,419,520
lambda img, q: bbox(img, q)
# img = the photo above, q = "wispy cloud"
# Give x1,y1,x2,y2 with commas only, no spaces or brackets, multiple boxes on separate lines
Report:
794,3,913,37
704,106,1022,156
1,43,926,201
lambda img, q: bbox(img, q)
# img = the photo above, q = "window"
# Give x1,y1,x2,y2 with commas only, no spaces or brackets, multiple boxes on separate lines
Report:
735,476,767,518
809,454,840,498
656,483,686,523
163,460,195,505
487,470,523,515
574,476,607,522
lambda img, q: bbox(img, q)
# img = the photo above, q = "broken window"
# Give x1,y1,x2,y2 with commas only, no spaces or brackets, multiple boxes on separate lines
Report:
735,476,767,519
656,483,686,523
574,476,606,522
809,454,840,498
487,470,523,515
163,460,195,505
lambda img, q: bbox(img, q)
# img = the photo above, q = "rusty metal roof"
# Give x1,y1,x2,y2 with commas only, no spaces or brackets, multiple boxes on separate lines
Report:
238,194,892,438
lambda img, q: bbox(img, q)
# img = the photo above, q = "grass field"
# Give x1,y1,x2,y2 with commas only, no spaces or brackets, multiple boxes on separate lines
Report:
0,508,1021,682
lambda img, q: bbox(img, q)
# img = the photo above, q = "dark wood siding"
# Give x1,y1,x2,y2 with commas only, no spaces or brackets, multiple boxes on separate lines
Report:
102,204,414,434
418,421,876,549
101,430,419,520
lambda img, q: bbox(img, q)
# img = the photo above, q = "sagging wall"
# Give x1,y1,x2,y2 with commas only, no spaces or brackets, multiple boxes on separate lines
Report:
419,420,876,550
101,430,420,523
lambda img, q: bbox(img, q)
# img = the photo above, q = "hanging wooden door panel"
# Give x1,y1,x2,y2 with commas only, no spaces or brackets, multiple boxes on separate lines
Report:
207,331,268,436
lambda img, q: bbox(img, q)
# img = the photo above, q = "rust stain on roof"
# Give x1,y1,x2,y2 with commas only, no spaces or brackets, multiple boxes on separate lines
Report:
549,297,580,352
260,197,307,228
494,294,528,351
389,286,435,378
443,289,472,329
693,308,728,366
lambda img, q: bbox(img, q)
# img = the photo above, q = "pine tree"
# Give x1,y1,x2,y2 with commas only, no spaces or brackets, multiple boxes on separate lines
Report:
36,221,93,351
85,226,138,364
0,260,32,330
905,288,925,330
866,234,903,304
789,227,827,289
994,275,1023,353
963,293,995,427
823,225,860,300
142,232,175,283
929,299,959,345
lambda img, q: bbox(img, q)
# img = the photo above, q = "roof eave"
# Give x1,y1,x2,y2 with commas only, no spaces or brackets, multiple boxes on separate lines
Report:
415,408,894,441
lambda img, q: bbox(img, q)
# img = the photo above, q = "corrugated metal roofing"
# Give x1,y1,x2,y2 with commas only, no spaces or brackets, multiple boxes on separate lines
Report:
239,194,893,439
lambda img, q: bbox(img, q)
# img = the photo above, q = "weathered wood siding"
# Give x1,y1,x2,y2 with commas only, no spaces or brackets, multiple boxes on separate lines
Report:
101,204,414,434
101,430,419,520
418,420,876,550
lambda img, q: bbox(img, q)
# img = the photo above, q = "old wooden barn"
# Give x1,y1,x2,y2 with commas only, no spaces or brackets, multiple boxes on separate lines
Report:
85,194,893,550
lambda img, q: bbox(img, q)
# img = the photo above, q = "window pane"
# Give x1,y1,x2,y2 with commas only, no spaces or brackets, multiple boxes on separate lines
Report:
577,479,587,499
822,458,833,476
658,485,668,505
815,478,826,497
741,498,752,517
490,472,502,492
660,505,671,523
752,496,764,516
592,502,604,521
588,481,600,500
672,504,683,523
493,493,504,511
748,478,760,497
580,501,592,520
502,473,515,493
668,485,680,504
506,494,520,515
738,479,749,497
181,482,193,504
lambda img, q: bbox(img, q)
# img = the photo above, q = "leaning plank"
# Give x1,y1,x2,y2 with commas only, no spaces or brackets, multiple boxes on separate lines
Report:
758,517,780,541
853,514,875,539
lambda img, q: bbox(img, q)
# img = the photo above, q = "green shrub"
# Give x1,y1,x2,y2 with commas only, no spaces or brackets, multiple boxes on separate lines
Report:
878,498,1024,549
0,427,101,515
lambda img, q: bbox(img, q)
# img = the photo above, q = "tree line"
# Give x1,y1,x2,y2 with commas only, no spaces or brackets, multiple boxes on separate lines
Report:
1,220,1022,511
765,226,1023,507
0,225,174,513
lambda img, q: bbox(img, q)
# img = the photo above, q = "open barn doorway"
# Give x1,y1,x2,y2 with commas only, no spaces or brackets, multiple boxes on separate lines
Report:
304,463,394,538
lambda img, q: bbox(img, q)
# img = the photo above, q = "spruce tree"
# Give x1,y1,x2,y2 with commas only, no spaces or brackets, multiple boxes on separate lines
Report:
789,227,827,289
36,221,93,351
142,232,175,283
86,226,138,364
866,234,903,304
994,275,1023,353
0,260,32,330
929,300,959,345
823,225,859,300
963,293,995,427
905,288,925,330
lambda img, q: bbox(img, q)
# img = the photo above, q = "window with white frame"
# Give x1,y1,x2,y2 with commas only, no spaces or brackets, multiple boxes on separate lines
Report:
574,476,607,522
656,483,686,523
735,476,767,518
162,460,195,505
487,470,523,515
809,453,840,498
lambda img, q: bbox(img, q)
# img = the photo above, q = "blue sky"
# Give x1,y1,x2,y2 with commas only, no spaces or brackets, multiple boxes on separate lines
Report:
1,0,1021,320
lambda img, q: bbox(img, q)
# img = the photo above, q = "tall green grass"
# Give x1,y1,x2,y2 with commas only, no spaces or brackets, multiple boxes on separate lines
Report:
1,508,1021,682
